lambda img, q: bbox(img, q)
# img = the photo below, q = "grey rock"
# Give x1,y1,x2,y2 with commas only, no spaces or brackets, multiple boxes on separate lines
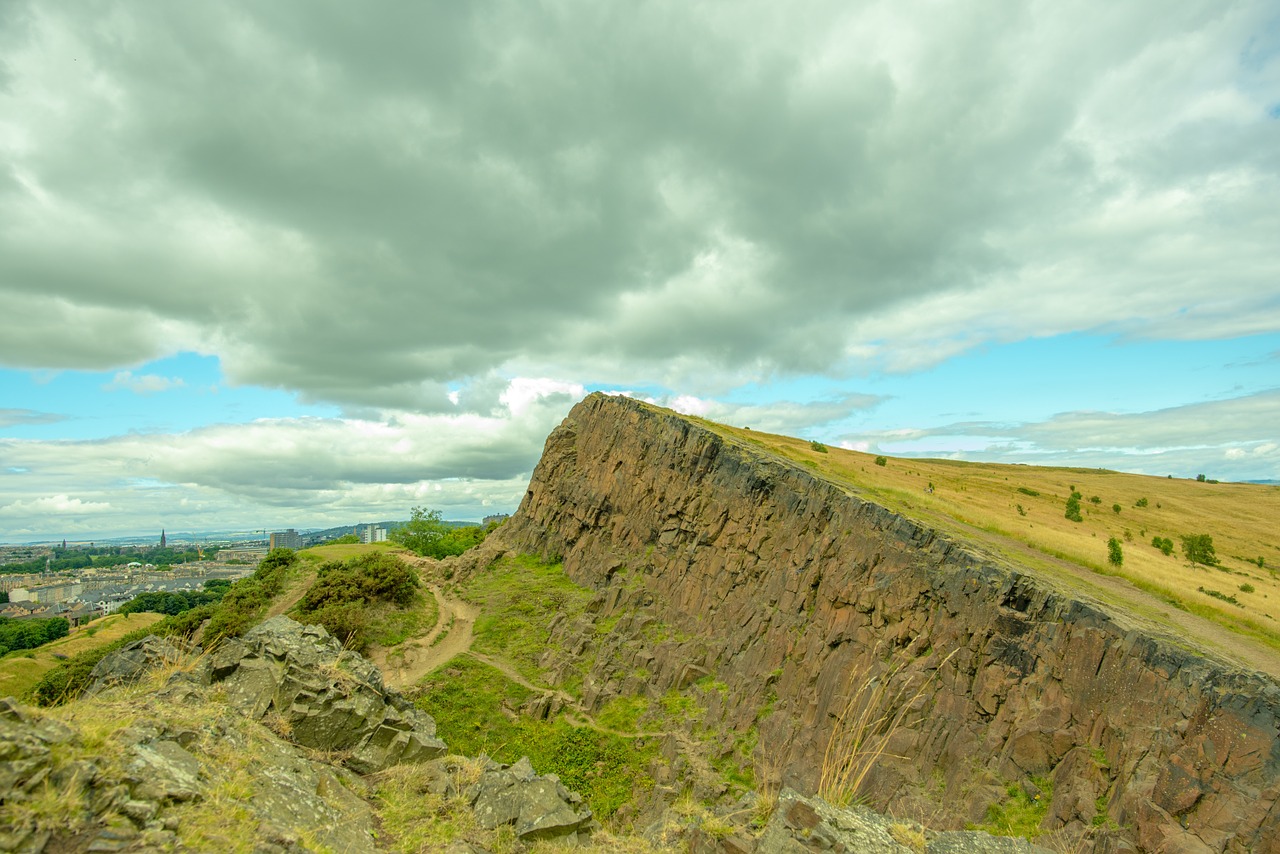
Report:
127,739,203,802
85,636,189,696
211,616,447,772
468,756,594,841
758,790,1055,854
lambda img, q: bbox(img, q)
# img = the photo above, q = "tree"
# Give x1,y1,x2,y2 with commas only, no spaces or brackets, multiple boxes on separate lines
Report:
390,506,450,555
1180,534,1218,567
1064,491,1083,523
1107,537,1123,568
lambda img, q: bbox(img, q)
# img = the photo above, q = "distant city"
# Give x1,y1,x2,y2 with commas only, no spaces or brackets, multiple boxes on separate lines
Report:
0,514,510,626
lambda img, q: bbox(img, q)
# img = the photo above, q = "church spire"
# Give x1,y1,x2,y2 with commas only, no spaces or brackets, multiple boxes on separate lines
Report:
160,529,166,548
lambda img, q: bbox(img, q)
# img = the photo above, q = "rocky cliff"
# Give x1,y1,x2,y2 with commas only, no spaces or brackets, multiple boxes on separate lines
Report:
493,392,1280,853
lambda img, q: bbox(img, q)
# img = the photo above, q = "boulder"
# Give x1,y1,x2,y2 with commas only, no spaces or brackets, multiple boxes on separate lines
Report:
468,755,595,842
85,636,191,696
757,789,1055,854
209,616,447,772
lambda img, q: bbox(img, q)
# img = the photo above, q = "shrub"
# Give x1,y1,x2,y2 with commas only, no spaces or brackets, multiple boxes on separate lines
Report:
874,456,887,467
1198,587,1240,606
1065,492,1083,523
295,552,418,652
1180,534,1218,567
1151,536,1174,556
1240,583,1256,594
1135,497,1148,508
1089,496,1101,505
1016,487,1040,497
809,440,828,453
1107,538,1123,568
1196,474,1206,482
1016,504,1026,517
1112,504,1121,514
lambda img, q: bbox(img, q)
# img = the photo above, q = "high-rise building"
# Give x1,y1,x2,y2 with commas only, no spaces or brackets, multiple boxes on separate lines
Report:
357,524,388,544
270,529,303,550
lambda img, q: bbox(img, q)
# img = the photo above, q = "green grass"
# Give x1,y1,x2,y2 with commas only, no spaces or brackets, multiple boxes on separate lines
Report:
464,554,594,681
973,779,1053,839
413,656,653,822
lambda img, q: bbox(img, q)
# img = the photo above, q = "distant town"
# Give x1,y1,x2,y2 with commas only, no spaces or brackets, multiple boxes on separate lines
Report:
0,514,511,626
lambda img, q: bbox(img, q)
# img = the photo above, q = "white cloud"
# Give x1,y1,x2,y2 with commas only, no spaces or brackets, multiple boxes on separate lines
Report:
103,371,186,394
842,390,1280,481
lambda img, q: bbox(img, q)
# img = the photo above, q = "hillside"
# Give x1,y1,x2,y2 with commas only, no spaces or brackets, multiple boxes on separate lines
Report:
692,416,1280,672
484,392,1280,852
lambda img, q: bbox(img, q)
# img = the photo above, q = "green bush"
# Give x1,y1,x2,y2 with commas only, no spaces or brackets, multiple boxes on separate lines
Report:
809,440,828,453
1152,536,1174,555
874,456,887,467
1180,534,1218,567
1016,487,1040,497
1135,497,1149,508
1089,496,1101,505
1112,504,1121,514
391,507,489,558
1240,583,1256,594
1107,537,1123,568
0,616,69,656
295,552,418,652
1065,492,1083,523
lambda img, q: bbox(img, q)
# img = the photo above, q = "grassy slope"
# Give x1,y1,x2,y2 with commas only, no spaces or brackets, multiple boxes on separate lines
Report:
692,416,1280,658
0,612,164,699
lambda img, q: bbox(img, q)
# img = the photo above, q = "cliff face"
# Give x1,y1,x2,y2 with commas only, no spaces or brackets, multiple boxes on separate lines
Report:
496,393,1280,853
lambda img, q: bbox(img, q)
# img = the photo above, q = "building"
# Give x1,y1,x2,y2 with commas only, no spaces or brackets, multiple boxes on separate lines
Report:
215,547,268,563
357,524,388,544
269,529,303,550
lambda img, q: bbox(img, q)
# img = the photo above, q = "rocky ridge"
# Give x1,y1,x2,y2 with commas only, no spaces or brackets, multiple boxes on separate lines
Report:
0,617,594,852
488,392,1280,853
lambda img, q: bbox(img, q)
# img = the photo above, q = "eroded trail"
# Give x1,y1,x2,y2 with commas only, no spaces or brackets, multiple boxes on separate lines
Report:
374,580,480,690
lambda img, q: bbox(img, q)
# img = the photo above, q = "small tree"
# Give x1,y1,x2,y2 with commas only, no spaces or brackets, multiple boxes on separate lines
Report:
874,455,887,467
1107,537,1123,568
1180,534,1218,567
1112,503,1121,514
1065,491,1083,523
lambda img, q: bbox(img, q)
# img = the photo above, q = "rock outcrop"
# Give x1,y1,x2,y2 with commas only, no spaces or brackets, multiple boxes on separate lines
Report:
757,788,1054,853
491,392,1280,853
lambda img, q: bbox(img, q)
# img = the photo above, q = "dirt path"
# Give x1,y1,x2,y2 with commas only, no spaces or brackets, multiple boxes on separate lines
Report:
265,568,317,619
374,583,480,690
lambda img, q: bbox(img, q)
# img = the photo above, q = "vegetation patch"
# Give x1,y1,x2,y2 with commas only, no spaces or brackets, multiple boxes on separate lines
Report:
292,551,420,652
413,656,653,822
464,554,593,683
974,779,1052,839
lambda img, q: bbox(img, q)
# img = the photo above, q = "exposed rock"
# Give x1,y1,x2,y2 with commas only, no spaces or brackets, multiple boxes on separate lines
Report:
85,636,190,696
490,392,1280,852
757,788,1053,854
468,755,595,842
208,616,448,773
0,691,378,853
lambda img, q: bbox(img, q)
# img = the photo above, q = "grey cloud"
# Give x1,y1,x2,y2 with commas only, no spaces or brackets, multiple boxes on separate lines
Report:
1,2,1277,404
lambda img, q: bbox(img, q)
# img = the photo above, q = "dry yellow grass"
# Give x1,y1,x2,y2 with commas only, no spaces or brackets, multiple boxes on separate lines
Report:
0,611,164,699
692,417,1280,665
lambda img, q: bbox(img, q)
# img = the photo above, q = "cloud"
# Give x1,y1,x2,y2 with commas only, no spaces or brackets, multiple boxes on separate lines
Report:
0,377,580,537
103,371,186,394
842,389,1280,481
0,494,111,516
0,2,1275,403
0,408,65,427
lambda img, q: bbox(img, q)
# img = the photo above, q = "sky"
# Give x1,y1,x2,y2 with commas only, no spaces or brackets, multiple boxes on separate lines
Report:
1,1,1278,542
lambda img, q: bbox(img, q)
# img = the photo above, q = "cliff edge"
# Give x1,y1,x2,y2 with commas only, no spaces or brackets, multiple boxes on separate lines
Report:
492,392,1279,853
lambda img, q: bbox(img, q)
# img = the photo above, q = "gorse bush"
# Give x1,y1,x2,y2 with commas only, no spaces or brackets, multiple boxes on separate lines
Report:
1135,497,1149,508
202,548,297,644
810,440,828,453
874,455,888,467
296,552,418,652
1152,536,1174,556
